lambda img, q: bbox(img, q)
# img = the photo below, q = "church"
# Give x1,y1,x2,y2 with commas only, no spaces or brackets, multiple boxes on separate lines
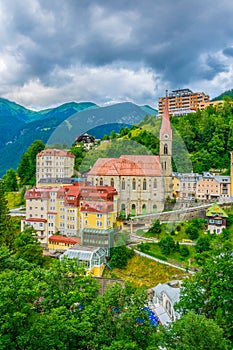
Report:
87,92,173,216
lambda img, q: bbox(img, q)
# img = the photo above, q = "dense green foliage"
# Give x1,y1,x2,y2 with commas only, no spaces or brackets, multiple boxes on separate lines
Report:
0,181,17,248
177,250,233,341
171,102,233,173
158,311,230,350
17,140,45,185
2,168,18,192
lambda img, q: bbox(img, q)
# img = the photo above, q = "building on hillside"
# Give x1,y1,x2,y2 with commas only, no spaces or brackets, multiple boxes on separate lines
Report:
206,202,228,234
56,183,86,237
79,185,118,253
48,235,80,253
60,244,107,277
21,187,60,247
198,100,225,110
22,183,118,249
36,149,75,186
87,91,173,215
158,88,209,117
173,172,202,198
149,282,181,325
74,133,96,150
196,173,230,200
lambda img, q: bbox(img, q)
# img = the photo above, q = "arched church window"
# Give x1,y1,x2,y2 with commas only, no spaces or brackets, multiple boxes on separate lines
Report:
164,144,168,155
120,203,126,218
143,178,147,190
99,177,103,186
142,204,146,214
132,178,136,190
110,178,114,187
153,204,157,213
122,178,125,190
131,204,136,215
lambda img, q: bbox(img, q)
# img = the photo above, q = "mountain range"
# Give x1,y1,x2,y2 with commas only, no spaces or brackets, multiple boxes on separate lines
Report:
0,98,157,176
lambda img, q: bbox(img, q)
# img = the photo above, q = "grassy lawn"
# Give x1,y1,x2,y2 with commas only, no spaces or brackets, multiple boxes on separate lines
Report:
103,254,189,288
137,242,196,265
140,221,192,242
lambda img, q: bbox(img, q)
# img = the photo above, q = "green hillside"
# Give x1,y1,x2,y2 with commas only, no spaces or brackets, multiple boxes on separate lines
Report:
133,101,233,173
212,89,233,101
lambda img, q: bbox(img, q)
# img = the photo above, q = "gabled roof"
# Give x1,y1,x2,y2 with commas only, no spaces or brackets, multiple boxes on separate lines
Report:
152,283,180,304
206,202,228,218
88,155,162,176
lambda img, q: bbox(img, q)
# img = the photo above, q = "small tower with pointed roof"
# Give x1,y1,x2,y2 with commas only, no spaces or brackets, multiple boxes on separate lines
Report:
159,90,173,199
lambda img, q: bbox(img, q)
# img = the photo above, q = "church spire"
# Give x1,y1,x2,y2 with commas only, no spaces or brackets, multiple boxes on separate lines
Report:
160,89,172,139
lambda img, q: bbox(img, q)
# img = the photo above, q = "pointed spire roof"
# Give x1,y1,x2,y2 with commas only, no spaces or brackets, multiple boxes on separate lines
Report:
160,89,172,138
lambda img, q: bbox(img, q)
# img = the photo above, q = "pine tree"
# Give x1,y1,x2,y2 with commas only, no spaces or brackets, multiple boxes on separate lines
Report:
0,180,16,248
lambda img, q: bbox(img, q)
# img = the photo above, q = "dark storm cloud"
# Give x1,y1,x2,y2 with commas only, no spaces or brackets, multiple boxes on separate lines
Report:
1,0,233,106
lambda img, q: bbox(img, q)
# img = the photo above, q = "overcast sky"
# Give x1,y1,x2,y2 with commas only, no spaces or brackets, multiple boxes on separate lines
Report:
1,0,233,110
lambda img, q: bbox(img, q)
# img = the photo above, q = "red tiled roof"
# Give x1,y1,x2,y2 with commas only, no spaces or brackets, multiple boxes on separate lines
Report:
88,155,162,176
24,187,60,199
49,235,80,244
81,201,114,213
25,218,47,223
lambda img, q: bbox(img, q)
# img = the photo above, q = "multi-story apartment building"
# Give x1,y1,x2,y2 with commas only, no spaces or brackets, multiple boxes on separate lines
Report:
21,187,60,247
36,149,75,185
158,88,209,117
22,183,118,250
48,235,80,252
196,173,230,200
172,172,202,198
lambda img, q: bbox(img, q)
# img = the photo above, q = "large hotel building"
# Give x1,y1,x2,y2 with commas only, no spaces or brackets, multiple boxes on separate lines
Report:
158,88,210,117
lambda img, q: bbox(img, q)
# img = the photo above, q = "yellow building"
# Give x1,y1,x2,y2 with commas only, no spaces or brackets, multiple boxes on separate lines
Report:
48,235,80,252
80,200,117,253
60,245,107,277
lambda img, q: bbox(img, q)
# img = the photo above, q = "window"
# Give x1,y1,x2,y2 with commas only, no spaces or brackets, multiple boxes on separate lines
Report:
99,177,103,186
143,178,147,190
153,204,157,213
164,144,168,155
142,204,146,214
132,178,136,190
97,214,102,218
97,221,103,227
110,178,114,187
122,178,125,190
153,179,157,189
131,204,136,216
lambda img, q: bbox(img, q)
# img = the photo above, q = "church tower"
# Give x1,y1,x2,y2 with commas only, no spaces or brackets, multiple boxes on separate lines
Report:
159,90,173,199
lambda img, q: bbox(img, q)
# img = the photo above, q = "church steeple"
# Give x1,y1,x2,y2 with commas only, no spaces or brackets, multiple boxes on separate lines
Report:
159,90,172,198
